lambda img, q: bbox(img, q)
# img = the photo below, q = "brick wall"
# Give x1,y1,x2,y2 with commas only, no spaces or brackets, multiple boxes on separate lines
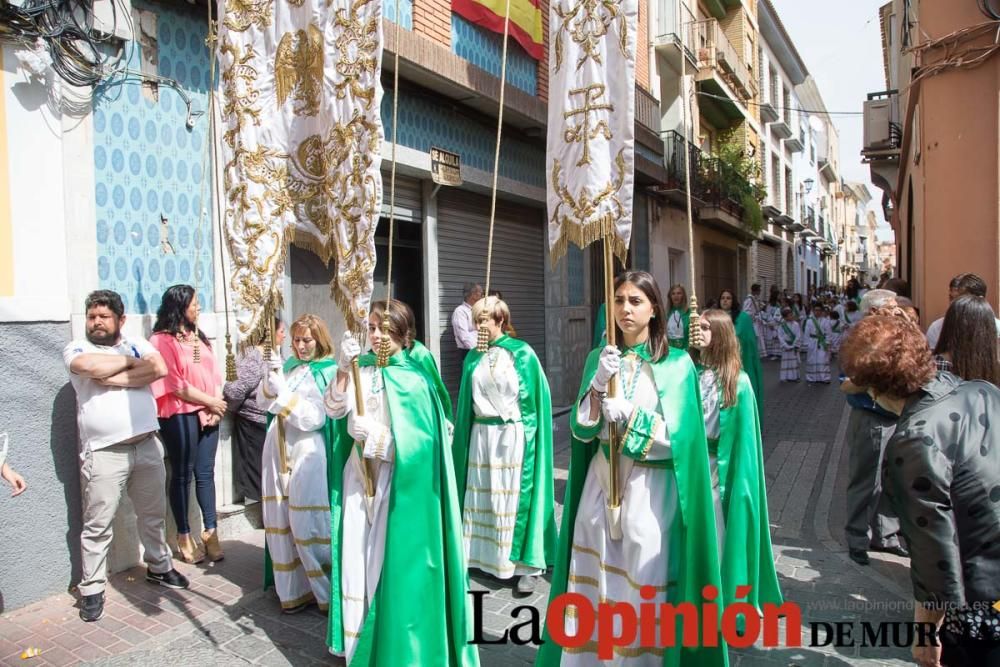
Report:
414,0,451,47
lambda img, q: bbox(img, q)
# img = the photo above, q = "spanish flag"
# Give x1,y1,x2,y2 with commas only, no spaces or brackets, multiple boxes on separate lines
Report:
452,0,544,60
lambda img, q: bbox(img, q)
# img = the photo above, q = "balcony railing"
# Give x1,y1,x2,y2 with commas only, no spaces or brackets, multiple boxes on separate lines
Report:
636,86,662,136
689,19,757,101
862,90,902,157
663,130,760,222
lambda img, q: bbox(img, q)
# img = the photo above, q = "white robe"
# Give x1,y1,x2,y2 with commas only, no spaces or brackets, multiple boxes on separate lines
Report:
562,353,675,666
803,317,831,383
764,305,783,357
778,321,802,382
462,348,541,579
324,366,394,662
259,364,332,610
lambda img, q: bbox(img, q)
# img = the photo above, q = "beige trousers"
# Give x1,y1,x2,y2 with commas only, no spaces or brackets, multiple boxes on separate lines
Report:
78,434,173,595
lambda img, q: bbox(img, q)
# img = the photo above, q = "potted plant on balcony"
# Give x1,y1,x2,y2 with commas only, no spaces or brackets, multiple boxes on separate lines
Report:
712,139,766,235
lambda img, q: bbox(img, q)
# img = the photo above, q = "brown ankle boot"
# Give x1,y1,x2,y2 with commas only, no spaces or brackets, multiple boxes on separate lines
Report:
202,529,224,562
177,533,205,564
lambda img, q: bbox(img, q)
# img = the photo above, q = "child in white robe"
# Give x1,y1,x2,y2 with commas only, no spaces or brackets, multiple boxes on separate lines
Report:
778,308,802,382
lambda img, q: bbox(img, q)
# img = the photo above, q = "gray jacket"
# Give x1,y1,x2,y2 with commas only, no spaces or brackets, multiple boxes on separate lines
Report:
883,372,1000,613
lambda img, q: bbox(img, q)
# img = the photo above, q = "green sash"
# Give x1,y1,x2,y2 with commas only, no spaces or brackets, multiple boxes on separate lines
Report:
806,317,828,350
666,307,690,349
780,322,796,347
452,335,557,570
537,344,728,667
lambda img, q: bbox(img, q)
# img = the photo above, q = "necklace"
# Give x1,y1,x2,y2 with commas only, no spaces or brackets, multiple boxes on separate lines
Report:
366,368,384,412
176,331,201,363
619,352,643,400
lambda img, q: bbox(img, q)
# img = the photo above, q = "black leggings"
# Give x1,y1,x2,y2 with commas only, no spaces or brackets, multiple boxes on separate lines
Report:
158,413,219,534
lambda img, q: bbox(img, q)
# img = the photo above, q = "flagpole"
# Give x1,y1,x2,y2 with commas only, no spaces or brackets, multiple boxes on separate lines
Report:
603,227,621,535
681,31,702,348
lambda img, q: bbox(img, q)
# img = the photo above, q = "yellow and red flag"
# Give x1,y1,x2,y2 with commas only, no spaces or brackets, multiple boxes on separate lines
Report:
452,0,544,60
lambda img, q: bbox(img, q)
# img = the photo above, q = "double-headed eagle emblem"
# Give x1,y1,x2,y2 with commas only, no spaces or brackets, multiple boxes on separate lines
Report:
275,25,323,117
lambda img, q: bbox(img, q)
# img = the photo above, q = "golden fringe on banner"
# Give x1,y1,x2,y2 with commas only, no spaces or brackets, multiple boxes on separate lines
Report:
549,212,629,266
231,224,297,353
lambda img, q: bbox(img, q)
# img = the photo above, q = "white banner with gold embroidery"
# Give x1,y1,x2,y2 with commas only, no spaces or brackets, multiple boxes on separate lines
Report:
218,0,383,342
546,0,636,264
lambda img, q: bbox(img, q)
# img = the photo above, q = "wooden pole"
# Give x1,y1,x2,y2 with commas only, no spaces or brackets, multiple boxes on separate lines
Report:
603,236,620,510
350,357,375,499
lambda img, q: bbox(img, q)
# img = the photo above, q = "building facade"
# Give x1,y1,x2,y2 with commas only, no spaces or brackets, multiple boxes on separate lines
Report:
863,0,1000,322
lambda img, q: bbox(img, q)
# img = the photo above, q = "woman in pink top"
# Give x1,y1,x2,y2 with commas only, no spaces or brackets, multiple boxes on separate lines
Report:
150,285,226,565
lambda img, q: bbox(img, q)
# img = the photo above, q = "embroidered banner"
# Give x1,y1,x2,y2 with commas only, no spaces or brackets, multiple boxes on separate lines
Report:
546,0,635,264
452,0,544,60
218,0,384,342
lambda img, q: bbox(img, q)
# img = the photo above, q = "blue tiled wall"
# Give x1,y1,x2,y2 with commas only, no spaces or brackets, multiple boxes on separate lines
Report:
451,14,537,95
92,1,214,315
385,0,413,29
383,87,545,188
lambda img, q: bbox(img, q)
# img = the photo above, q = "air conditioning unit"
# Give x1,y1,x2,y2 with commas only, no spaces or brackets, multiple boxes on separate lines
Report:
864,98,892,150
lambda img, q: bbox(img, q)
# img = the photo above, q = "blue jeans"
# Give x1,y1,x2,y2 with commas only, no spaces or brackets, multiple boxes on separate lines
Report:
159,413,219,533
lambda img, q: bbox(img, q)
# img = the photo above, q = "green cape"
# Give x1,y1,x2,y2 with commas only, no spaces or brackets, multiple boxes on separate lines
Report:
262,357,341,592
667,306,691,349
326,351,479,667
407,340,453,422
537,344,728,667
733,310,763,421
706,369,783,614
452,335,557,570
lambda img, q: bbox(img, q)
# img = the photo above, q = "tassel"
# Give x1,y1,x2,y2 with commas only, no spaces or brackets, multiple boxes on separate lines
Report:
224,333,237,382
476,324,489,353
688,295,702,349
376,320,392,368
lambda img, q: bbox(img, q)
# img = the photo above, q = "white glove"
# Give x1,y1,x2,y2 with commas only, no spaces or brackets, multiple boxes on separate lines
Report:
347,413,374,442
591,346,621,393
267,354,283,372
601,396,634,425
339,331,362,368
263,369,286,398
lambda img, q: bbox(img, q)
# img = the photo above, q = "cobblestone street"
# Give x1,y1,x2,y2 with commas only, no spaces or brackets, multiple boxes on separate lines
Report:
0,359,917,666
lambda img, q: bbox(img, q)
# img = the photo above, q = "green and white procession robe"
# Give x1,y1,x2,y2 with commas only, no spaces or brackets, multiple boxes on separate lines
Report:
323,351,479,666
538,343,728,667
452,335,558,580
698,367,783,618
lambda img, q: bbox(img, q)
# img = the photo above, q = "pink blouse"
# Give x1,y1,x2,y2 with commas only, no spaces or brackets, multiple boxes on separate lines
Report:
150,332,222,419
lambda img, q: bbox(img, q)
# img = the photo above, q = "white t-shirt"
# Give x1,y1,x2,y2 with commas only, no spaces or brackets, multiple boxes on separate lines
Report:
63,336,161,452
925,316,1000,351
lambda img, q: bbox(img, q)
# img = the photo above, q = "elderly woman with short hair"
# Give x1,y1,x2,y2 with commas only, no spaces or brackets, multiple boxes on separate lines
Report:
841,315,1000,667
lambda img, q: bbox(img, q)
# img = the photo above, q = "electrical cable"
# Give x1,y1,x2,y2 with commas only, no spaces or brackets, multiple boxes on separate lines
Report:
695,90,865,115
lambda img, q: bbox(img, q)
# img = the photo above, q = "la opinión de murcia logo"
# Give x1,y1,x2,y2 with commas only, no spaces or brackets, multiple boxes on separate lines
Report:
468,586,999,656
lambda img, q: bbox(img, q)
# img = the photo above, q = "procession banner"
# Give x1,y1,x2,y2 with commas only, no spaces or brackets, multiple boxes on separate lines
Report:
546,0,636,263
452,0,544,60
218,0,384,342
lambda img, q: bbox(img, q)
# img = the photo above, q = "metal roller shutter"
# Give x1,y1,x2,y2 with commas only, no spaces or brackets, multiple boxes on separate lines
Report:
757,242,780,295
437,189,546,394
381,172,422,223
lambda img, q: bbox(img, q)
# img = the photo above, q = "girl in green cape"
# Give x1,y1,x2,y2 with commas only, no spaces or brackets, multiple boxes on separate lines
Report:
720,289,763,421
393,299,453,421
323,300,479,667
452,296,557,595
258,314,339,614
665,284,690,350
692,309,783,623
538,271,727,667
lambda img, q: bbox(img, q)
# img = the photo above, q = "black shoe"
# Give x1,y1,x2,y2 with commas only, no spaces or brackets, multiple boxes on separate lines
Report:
871,543,910,558
849,549,870,566
79,592,105,622
515,575,539,596
146,568,190,590
282,601,312,615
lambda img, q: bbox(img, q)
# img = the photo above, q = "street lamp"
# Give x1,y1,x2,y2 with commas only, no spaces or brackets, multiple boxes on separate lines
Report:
803,177,814,194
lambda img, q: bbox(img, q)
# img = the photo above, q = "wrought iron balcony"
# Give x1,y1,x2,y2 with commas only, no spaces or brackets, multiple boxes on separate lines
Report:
689,18,757,103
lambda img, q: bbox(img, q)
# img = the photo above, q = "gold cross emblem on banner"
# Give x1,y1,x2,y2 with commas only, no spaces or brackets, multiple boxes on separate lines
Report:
563,84,614,167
